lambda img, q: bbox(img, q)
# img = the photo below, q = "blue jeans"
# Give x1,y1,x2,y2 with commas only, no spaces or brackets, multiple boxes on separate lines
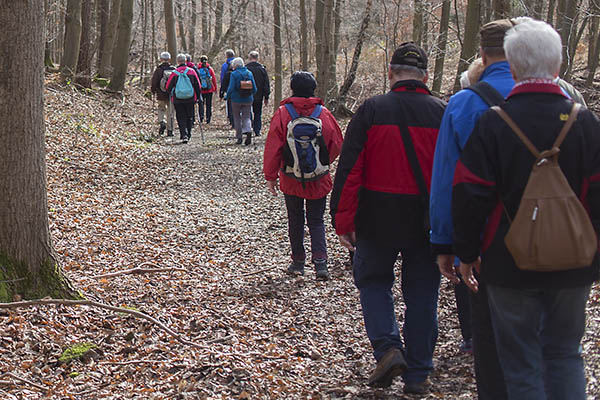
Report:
487,284,591,400
284,195,327,262
353,238,440,384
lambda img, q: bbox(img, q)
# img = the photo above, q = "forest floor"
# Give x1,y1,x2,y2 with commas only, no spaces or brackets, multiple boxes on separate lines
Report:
1,74,600,399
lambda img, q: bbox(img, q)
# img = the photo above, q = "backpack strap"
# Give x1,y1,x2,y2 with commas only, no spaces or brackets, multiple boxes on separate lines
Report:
466,81,505,107
398,125,429,199
285,103,299,119
553,103,581,148
310,105,323,118
491,106,541,158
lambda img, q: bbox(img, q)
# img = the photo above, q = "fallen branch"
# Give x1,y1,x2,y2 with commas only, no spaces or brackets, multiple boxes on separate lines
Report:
0,372,47,391
0,298,208,350
240,265,278,277
91,262,187,279
99,359,164,366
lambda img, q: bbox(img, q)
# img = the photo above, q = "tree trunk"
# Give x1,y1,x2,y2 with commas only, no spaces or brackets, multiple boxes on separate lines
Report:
332,0,372,117
314,0,334,101
432,0,450,95
586,0,600,92
177,0,188,52
492,0,511,18
139,0,148,86
98,0,121,78
190,0,197,57
164,0,178,61
273,0,282,109
61,0,83,77
76,0,93,87
412,0,423,46
107,0,134,92
96,0,109,72
329,0,343,97
547,0,557,25
214,0,224,43
453,0,480,92
201,0,208,52
0,0,77,301
299,0,308,70
559,0,579,76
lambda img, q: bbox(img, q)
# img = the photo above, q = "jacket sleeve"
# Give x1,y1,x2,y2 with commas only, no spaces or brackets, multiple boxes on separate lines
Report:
190,70,202,100
452,112,499,264
226,71,235,99
263,107,286,181
582,110,600,237
262,67,271,99
210,68,217,93
329,101,371,235
165,72,177,94
220,62,227,83
150,68,161,93
251,72,257,96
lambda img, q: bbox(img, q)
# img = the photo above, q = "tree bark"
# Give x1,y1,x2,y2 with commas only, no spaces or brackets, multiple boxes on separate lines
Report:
107,0,134,92
453,0,480,92
314,0,335,101
164,0,178,61
492,0,511,18
190,0,197,57
96,0,110,72
214,0,224,43
547,0,557,25
412,0,424,46
586,0,600,91
299,0,308,70
0,0,77,301
98,0,121,78
273,0,282,109
201,0,208,52
61,0,83,77
432,0,450,95
559,0,579,76
76,0,93,87
177,0,188,52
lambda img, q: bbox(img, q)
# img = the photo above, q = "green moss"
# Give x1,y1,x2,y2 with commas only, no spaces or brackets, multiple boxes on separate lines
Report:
93,77,110,87
59,342,97,363
69,372,80,378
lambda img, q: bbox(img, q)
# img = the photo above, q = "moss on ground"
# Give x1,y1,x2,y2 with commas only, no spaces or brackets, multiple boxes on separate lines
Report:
59,342,97,363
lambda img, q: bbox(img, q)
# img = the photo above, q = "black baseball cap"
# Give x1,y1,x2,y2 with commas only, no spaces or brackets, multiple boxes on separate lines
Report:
391,42,428,69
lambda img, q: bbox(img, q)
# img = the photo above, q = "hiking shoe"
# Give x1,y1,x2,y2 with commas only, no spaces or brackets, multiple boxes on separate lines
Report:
314,260,329,280
368,347,407,388
236,137,243,145
254,132,261,137
159,121,166,136
287,260,305,276
166,130,174,137
404,378,431,395
459,338,473,353
244,132,252,145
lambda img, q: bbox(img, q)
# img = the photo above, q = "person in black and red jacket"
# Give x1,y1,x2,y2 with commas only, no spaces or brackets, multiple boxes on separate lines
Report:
330,42,446,395
453,19,600,399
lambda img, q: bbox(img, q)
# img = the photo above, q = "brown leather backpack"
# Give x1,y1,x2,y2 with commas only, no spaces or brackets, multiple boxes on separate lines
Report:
492,103,597,272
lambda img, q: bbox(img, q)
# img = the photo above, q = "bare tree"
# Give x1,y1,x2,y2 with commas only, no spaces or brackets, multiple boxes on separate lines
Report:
300,0,308,70
492,0,511,18
61,0,83,77
274,0,282,108
76,0,93,88
96,0,110,72
190,0,197,56
165,0,178,59
177,0,188,51
107,0,134,92
432,0,451,95
413,0,424,46
215,0,224,43
586,0,600,94
453,0,480,92
98,0,121,78
1,0,77,301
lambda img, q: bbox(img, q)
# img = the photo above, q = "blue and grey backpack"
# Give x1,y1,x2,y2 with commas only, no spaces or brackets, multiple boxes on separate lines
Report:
173,67,194,99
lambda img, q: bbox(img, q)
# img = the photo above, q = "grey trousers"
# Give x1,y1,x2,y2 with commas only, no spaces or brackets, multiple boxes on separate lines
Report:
231,102,252,139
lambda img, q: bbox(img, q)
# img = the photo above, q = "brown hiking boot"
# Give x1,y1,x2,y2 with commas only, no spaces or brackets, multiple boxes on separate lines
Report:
367,347,407,388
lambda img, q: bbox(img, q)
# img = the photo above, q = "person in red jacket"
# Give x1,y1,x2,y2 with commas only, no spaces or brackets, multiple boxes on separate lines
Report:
196,55,218,124
263,71,343,280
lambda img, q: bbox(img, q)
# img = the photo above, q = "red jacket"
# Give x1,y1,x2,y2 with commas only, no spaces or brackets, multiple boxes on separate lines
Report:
196,62,218,94
263,97,343,199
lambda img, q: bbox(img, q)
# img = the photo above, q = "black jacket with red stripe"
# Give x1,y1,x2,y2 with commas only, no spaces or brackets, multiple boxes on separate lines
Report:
330,80,446,247
453,82,600,289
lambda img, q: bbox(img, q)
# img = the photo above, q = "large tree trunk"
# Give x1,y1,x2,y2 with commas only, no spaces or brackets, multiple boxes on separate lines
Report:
332,0,372,117
314,0,335,101
273,0,282,109
586,0,600,92
96,0,110,72
412,0,424,46
76,0,93,88
107,0,134,92
164,0,178,61
61,0,83,77
189,0,197,57
0,0,77,301
176,0,188,52
201,0,208,52
98,0,121,78
492,0,511,18
299,0,308,70
214,0,224,43
453,0,479,92
559,0,580,77
432,0,450,95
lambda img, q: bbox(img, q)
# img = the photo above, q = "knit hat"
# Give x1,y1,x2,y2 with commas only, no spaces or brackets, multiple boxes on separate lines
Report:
290,71,317,98
391,42,427,69
480,19,515,48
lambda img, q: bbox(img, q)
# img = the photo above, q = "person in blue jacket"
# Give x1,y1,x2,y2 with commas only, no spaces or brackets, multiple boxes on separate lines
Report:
220,49,236,128
226,57,257,145
429,19,515,400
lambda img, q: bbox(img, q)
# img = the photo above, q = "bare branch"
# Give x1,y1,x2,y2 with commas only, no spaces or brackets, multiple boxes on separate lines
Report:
0,372,47,392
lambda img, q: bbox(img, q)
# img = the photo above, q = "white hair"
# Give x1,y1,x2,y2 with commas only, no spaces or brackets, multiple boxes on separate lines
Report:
460,71,470,89
185,54,192,62
225,49,235,58
230,57,245,69
248,51,259,60
504,19,562,80
160,51,171,60
176,53,187,64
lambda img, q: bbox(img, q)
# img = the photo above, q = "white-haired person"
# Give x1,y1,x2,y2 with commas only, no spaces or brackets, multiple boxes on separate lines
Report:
453,19,600,399
150,51,175,136
226,57,257,145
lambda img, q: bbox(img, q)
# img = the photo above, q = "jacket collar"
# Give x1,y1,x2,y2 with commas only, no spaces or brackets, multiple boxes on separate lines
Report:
391,80,431,94
478,60,511,83
507,79,568,99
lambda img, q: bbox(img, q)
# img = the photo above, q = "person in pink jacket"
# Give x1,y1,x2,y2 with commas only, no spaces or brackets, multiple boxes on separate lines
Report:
263,72,343,280
196,55,218,124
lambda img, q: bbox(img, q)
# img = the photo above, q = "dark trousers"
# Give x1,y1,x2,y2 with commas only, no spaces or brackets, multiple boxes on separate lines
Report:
284,195,327,262
226,98,234,127
353,238,440,384
174,102,194,139
455,280,472,341
199,92,213,123
251,99,263,135
470,282,508,400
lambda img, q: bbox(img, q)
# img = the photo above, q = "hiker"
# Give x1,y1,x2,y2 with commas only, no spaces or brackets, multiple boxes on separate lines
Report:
263,71,342,280
429,19,516,400
459,58,485,89
452,19,600,399
330,42,446,394
165,54,202,144
220,49,236,128
150,51,175,137
226,57,257,145
245,51,271,136
196,55,217,124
